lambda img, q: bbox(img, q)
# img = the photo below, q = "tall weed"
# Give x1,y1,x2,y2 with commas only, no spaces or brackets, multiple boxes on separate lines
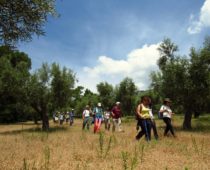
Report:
98,132,112,158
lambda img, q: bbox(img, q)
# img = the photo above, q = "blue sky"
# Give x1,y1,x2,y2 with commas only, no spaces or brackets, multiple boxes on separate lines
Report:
19,0,210,92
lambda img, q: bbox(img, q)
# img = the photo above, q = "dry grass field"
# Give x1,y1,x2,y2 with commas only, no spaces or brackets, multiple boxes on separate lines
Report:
0,115,210,170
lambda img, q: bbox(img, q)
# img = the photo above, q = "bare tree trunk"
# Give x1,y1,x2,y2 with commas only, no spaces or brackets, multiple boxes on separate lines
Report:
42,114,49,131
183,111,192,129
33,104,49,131
42,112,49,131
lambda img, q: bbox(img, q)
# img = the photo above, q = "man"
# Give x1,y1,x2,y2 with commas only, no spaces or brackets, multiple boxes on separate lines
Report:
111,102,123,132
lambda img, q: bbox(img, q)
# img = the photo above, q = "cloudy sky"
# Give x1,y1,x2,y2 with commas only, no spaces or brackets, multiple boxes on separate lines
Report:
19,0,210,92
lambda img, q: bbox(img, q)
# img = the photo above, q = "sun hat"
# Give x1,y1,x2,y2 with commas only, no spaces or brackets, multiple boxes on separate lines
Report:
116,101,120,105
98,102,102,107
164,98,172,103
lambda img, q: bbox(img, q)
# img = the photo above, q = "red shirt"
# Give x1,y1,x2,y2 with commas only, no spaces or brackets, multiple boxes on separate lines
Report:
111,106,122,119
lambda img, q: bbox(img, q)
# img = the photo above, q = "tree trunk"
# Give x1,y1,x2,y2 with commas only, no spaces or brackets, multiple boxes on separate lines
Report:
183,111,192,130
34,118,38,124
42,112,49,131
33,114,38,124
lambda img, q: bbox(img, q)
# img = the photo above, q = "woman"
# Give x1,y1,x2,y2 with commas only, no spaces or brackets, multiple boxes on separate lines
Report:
136,96,152,141
148,98,159,140
159,98,176,137
82,105,91,130
93,103,103,133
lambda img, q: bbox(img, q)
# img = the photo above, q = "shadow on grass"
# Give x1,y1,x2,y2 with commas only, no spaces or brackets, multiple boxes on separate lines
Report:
173,126,210,133
174,117,210,133
0,122,42,126
156,115,210,133
0,126,68,135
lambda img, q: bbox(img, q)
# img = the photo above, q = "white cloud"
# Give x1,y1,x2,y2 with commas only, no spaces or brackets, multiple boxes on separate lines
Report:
188,0,210,34
77,43,160,92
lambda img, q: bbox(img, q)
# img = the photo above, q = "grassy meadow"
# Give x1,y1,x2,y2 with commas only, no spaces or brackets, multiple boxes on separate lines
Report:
0,115,210,170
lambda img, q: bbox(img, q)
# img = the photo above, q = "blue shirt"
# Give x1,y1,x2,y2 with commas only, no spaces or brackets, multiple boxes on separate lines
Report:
93,107,103,118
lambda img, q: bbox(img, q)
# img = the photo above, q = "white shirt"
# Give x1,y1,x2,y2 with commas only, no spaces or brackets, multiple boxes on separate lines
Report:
59,114,64,120
104,111,110,119
83,109,90,117
160,105,172,118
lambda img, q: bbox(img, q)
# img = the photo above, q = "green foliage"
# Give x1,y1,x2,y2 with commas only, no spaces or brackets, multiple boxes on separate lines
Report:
140,144,145,163
43,146,50,170
71,86,84,107
74,89,99,117
97,132,112,158
0,46,31,123
28,62,76,130
151,36,210,129
191,135,204,156
116,77,138,115
97,82,115,109
0,0,57,46
99,132,104,157
22,158,29,170
50,63,76,111
130,146,138,170
121,151,129,170
27,64,51,130
157,37,178,70
121,146,139,170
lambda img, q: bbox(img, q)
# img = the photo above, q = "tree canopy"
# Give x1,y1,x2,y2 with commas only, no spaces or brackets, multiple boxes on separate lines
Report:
0,0,57,46
151,37,210,129
0,46,31,123
28,63,76,130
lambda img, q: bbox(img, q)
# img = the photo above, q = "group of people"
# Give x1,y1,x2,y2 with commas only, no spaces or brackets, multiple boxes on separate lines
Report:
82,102,123,133
52,96,176,142
53,109,74,126
135,96,176,141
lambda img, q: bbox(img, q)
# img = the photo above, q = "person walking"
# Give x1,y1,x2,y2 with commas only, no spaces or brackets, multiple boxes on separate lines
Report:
159,98,176,137
82,105,91,130
65,111,69,124
135,96,152,141
104,107,111,131
59,112,64,125
111,102,123,132
148,98,159,140
69,109,74,126
93,103,103,133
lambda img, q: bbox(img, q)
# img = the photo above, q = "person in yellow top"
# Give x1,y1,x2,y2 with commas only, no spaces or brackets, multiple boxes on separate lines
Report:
135,96,152,141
